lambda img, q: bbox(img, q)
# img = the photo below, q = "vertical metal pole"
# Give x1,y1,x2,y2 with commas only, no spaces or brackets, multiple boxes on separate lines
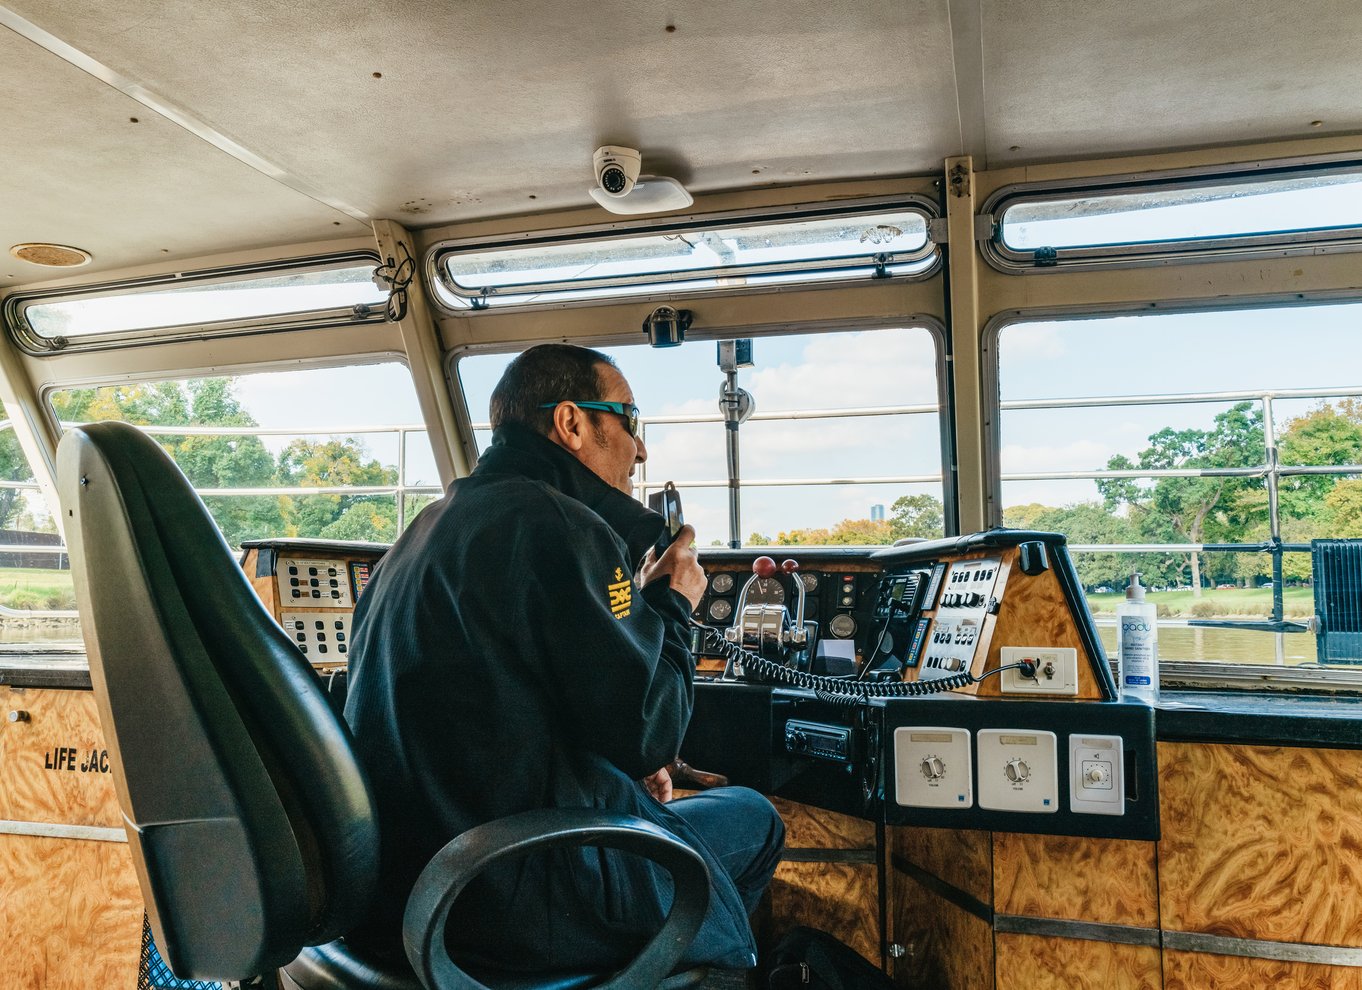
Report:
722,368,742,548
1263,395,1283,624
397,427,408,534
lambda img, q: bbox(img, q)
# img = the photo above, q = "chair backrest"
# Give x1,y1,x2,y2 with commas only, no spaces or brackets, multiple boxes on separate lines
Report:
57,422,379,981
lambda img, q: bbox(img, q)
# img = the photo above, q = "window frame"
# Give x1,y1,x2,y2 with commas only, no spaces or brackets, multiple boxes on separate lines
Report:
447,317,959,542
980,154,1362,274
4,251,386,355
983,291,1362,691
426,196,942,315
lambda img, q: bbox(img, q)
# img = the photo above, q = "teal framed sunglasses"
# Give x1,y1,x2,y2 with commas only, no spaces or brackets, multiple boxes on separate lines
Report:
539,400,642,437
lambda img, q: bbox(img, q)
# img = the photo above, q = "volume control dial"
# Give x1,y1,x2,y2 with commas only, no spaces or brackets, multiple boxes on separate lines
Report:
1004,758,1031,783
920,755,946,780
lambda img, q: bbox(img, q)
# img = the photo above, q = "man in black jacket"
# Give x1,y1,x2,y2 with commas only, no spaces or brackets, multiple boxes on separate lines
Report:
345,343,784,974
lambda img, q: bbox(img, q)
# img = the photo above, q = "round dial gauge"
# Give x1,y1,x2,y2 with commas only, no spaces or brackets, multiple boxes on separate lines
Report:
828,613,857,638
710,572,736,594
800,572,820,593
707,598,734,622
747,577,786,606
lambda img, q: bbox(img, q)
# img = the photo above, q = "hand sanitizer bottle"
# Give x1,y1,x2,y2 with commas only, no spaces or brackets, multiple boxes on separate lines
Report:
1116,573,1158,699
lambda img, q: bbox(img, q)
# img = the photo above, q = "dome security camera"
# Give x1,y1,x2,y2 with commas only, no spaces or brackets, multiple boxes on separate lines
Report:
593,146,642,198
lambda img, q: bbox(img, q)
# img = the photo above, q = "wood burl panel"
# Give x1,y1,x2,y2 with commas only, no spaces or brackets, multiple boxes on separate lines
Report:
890,824,992,905
770,796,875,850
0,833,143,990
994,832,1158,927
1165,949,1362,989
0,687,121,827
977,547,1104,699
995,933,1160,990
890,872,993,990
1159,741,1362,946
769,860,880,965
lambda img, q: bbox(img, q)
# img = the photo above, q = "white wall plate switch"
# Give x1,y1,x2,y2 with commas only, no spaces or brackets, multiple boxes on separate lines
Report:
976,728,1058,813
893,726,973,808
1069,733,1125,816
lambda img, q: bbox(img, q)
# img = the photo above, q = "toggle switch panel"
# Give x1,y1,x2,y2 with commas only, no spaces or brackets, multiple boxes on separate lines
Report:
893,726,973,809
1069,733,1125,816
976,729,1058,813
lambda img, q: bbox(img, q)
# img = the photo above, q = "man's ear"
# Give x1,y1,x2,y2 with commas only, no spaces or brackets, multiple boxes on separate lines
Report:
549,402,588,452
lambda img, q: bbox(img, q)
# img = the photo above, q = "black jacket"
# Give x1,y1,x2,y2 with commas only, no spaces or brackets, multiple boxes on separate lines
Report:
344,424,757,971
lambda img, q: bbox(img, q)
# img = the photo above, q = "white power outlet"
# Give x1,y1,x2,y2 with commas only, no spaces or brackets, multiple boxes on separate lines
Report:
999,646,1079,696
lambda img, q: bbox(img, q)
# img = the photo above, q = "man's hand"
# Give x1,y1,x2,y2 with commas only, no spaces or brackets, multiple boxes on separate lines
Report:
641,765,673,803
640,523,705,611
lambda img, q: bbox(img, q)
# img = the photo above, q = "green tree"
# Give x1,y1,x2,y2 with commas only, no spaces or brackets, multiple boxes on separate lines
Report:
1097,402,1265,597
52,378,403,547
52,381,287,545
276,437,398,539
1016,502,1149,589
888,494,944,541
777,518,895,545
0,401,37,531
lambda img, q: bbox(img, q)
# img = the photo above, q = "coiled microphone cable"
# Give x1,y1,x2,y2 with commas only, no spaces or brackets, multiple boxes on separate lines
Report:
693,622,1037,701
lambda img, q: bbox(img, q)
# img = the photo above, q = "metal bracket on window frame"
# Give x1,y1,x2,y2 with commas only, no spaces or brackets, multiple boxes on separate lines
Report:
926,215,995,245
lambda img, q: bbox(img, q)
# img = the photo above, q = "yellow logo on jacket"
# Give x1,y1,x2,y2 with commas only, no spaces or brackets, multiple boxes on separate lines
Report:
608,566,632,619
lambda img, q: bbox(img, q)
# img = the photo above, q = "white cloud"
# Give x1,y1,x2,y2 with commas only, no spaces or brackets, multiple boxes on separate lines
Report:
746,330,938,410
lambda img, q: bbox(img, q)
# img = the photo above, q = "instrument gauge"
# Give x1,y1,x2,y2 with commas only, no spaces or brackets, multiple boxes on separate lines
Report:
828,613,857,639
800,573,820,593
707,598,733,622
747,577,786,606
710,572,736,594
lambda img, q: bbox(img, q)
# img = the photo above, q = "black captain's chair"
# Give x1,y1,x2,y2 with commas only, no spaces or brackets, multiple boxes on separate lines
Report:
57,421,714,990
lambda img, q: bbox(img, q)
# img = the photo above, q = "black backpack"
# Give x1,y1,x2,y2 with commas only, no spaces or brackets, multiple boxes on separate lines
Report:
766,927,896,990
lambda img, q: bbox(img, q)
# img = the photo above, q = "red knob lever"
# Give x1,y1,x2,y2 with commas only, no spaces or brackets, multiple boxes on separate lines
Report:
752,555,777,578
781,558,799,574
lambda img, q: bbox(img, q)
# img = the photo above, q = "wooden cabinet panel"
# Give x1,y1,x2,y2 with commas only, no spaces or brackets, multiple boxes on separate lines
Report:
0,833,142,990
1159,742,1362,946
996,933,1160,990
0,687,121,827
770,795,875,849
890,872,993,990
1165,949,1362,989
890,825,992,905
770,860,880,966
994,833,1158,927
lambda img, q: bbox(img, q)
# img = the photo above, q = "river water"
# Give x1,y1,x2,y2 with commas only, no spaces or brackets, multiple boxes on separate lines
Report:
1096,625,1318,665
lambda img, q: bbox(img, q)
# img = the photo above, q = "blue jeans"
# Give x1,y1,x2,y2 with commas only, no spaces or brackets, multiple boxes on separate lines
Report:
668,786,785,915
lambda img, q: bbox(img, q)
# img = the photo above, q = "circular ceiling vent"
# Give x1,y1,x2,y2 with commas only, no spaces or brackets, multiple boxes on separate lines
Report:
9,243,93,267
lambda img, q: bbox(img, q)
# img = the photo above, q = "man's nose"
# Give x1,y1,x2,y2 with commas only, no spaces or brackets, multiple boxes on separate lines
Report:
634,433,647,463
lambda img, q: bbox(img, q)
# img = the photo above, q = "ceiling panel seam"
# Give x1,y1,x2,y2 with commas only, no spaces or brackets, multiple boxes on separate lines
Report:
0,3,372,223
945,0,988,165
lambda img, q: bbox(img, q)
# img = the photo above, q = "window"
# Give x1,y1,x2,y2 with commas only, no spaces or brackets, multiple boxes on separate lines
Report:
50,362,440,549
0,400,77,647
8,255,386,352
456,326,948,546
433,201,938,310
985,162,1362,270
993,302,1362,672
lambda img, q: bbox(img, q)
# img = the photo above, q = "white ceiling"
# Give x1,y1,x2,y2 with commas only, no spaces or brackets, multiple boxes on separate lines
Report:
2,0,1360,284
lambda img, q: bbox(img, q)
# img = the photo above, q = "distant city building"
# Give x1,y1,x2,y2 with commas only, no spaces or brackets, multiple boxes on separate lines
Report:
870,504,885,522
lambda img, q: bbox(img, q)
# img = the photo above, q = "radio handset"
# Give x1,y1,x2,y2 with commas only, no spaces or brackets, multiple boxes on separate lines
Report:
647,481,684,556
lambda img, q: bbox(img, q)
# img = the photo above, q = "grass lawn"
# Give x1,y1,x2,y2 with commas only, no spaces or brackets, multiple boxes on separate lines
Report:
0,565,76,610
1086,585,1313,617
